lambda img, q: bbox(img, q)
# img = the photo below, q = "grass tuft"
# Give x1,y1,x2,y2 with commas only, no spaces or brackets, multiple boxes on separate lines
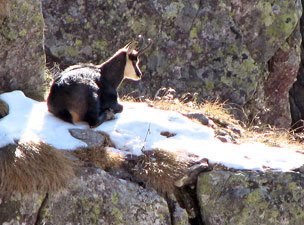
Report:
0,141,75,196
122,96,304,151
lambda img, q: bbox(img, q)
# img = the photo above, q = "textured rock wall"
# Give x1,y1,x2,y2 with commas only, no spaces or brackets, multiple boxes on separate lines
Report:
42,0,302,128
0,0,47,100
0,167,180,225
263,23,301,128
2,163,304,224
197,170,304,225
290,5,304,131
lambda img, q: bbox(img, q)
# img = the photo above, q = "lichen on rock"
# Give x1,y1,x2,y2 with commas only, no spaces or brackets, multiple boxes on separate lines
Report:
40,167,171,225
42,0,302,127
0,0,47,100
197,170,304,225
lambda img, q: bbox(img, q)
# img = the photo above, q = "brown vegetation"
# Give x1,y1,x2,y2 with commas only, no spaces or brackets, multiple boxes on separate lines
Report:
1,96,303,197
123,96,304,151
0,142,75,195
73,138,124,172
129,149,190,195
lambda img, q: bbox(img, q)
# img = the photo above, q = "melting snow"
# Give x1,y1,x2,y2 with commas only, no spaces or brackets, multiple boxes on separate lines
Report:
1,90,304,172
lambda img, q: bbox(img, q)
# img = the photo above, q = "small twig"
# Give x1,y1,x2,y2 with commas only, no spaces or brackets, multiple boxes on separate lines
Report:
141,121,152,154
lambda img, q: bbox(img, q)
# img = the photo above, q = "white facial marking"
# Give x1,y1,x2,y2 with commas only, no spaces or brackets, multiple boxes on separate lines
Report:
124,53,141,80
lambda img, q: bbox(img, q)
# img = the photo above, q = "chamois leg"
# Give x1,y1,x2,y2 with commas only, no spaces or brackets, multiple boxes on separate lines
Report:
84,91,102,127
55,109,73,124
112,102,123,113
84,111,100,128
100,90,123,114
89,109,115,128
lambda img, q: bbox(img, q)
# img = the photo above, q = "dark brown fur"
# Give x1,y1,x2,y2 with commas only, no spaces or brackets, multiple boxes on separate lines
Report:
47,42,142,127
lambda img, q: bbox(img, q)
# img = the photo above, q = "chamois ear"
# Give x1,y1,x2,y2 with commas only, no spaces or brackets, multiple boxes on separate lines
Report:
124,41,138,55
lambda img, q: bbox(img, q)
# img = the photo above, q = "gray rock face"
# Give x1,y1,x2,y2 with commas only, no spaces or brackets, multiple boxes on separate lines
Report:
263,23,301,128
42,0,302,127
0,0,47,100
0,167,173,225
197,170,304,225
0,192,42,224
2,0,304,223
290,11,304,131
42,168,171,225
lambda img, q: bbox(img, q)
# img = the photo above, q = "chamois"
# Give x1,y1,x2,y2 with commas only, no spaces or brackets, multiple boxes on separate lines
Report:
47,37,152,127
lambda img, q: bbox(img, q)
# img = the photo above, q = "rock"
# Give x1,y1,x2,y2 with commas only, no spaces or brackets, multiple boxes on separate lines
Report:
216,135,231,143
0,192,43,224
0,98,8,119
0,0,8,18
171,203,190,225
69,128,106,148
42,167,171,225
290,11,304,131
42,0,302,127
175,161,210,188
262,23,301,128
184,113,211,127
0,167,173,225
197,170,304,225
0,0,47,100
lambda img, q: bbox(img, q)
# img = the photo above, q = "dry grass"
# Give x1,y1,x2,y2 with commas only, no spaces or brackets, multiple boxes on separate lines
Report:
2,94,301,197
73,133,124,171
122,96,304,151
130,149,190,195
123,95,238,125
73,147,124,171
0,141,75,196
200,99,241,127
241,128,304,151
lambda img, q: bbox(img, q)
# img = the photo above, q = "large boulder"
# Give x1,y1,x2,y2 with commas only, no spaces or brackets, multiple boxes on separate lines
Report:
42,0,302,127
0,0,47,100
263,23,301,128
197,170,304,225
0,167,175,225
290,9,304,131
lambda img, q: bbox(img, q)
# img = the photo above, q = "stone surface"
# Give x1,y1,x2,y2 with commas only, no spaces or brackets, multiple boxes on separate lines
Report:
0,0,47,100
0,98,8,119
42,0,302,127
290,5,304,131
0,167,173,225
69,128,105,148
197,170,304,225
262,23,301,128
41,167,171,225
0,193,43,224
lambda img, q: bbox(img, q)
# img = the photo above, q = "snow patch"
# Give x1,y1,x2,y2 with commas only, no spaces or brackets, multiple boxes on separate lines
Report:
1,90,304,172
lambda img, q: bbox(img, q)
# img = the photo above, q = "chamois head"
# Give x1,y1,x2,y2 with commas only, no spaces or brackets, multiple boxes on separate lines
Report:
123,36,152,80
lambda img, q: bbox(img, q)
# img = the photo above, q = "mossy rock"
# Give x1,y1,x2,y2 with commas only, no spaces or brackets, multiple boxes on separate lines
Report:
0,0,47,101
197,170,304,225
42,0,302,126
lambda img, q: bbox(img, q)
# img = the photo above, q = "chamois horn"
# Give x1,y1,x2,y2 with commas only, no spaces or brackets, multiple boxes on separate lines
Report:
137,35,152,55
125,40,138,54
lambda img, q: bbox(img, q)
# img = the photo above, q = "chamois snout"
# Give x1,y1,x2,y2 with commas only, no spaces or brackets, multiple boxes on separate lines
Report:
124,54,142,80
123,37,152,80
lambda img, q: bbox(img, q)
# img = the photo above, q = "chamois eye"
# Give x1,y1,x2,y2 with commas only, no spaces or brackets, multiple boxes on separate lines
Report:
129,54,137,61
